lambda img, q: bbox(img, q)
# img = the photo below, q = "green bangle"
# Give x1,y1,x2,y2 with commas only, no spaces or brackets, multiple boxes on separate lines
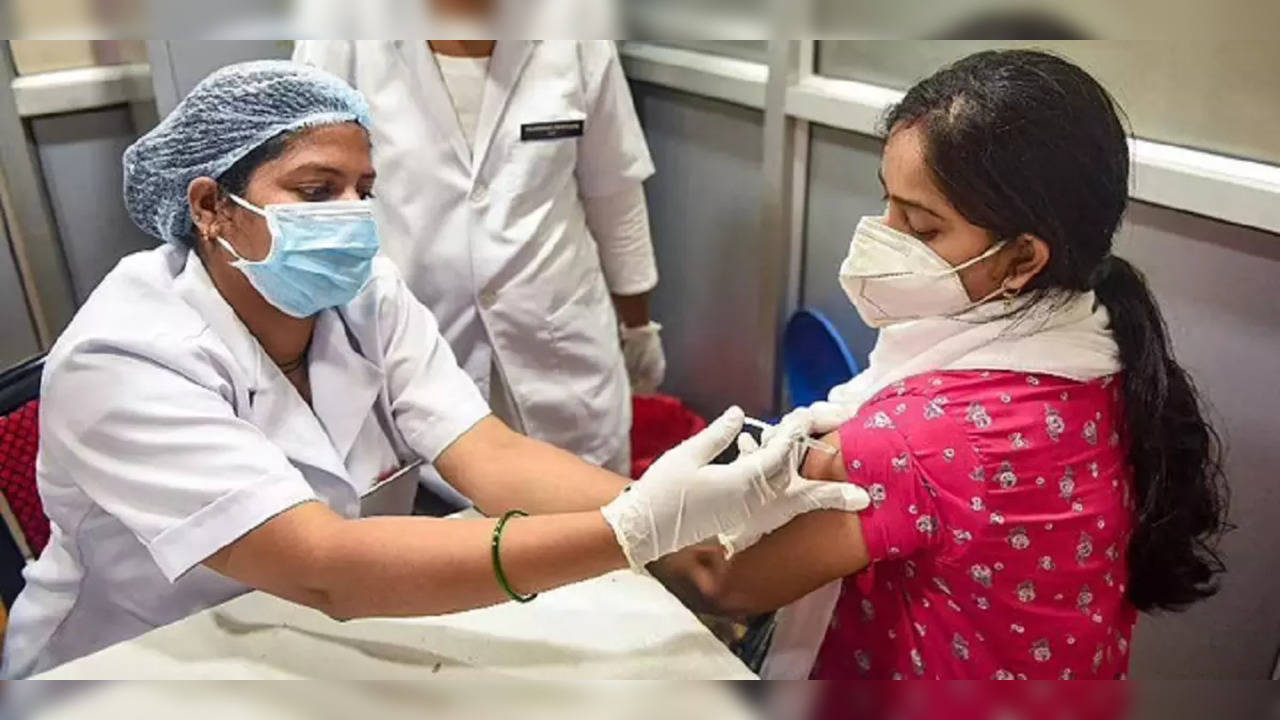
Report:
492,510,538,604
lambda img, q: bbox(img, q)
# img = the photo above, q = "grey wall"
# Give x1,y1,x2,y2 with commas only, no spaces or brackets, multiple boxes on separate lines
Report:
817,40,1280,167
0,205,41,368
1120,203,1280,678
802,126,884,368
149,41,294,116
630,82,776,419
803,124,1280,679
30,108,156,304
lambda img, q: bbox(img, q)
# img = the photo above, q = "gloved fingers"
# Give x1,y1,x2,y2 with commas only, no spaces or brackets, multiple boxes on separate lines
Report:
634,356,665,395
624,328,666,395
718,527,765,559
782,408,815,449
736,432,760,456
760,407,814,446
699,434,791,497
808,401,855,435
741,432,796,494
752,407,803,445
791,479,872,513
677,406,745,465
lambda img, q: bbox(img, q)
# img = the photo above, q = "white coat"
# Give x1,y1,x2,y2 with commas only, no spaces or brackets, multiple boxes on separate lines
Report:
293,41,657,475
2,245,491,677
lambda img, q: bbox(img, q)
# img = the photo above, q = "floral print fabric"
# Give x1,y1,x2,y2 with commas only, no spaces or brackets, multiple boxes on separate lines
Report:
812,371,1137,680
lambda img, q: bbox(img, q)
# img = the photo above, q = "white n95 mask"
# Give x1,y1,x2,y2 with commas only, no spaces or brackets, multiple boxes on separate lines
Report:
838,215,1007,328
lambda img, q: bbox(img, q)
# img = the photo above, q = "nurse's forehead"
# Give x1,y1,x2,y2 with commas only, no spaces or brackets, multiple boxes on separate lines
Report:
272,124,376,177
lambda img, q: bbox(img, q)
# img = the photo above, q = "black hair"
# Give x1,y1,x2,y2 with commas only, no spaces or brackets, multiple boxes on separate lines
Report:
216,131,295,197
882,49,1228,612
187,132,294,247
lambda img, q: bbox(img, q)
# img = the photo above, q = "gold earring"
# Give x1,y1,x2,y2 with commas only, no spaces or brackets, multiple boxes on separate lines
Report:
1002,283,1021,310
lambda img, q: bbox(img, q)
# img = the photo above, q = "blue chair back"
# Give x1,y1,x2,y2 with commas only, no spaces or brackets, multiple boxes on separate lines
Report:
782,309,859,408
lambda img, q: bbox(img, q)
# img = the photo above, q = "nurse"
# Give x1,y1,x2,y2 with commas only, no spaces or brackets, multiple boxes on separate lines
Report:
2,61,868,677
295,7,663,481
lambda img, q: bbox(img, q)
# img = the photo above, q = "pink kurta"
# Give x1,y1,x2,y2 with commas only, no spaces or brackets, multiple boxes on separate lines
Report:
813,371,1138,680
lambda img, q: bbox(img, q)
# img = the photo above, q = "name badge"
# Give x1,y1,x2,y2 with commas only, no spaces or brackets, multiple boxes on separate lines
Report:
521,119,585,142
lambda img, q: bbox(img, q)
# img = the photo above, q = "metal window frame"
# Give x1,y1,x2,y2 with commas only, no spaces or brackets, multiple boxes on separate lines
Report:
0,45,75,349
620,40,1280,237
619,38,1280,412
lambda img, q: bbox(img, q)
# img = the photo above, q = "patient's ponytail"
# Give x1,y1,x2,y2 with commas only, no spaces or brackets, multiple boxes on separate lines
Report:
884,49,1228,611
1092,256,1227,609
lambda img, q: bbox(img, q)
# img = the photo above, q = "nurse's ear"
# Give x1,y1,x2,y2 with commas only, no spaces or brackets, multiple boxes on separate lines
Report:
187,177,225,250
997,233,1051,295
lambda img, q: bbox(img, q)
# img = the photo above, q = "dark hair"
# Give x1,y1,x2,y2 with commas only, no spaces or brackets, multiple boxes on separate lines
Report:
216,131,295,197
883,49,1228,612
187,132,294,246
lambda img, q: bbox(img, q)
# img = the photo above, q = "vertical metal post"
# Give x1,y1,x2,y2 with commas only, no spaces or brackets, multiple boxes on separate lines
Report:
145,41,182,118
758,40,793,416
787,41,816,335
0,44,75,347
760,38,811,415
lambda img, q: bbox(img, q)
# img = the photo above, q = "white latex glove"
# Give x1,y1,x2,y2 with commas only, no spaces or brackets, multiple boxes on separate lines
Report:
760,402,855,446
718,428,871,558
601,406,795,569
620,322,666,395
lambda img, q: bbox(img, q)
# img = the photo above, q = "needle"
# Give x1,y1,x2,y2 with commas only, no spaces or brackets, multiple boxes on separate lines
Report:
742,416,839,456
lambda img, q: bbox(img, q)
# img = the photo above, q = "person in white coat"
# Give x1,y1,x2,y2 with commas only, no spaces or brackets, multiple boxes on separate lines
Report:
1,61,867,677
293,30,665,481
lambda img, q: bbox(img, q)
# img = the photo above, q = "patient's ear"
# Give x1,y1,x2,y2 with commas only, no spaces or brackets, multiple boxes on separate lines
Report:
801,432,848,482
1002,233,1051,294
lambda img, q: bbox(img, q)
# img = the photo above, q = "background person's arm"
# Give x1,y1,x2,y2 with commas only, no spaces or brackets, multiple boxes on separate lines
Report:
575,42,666,394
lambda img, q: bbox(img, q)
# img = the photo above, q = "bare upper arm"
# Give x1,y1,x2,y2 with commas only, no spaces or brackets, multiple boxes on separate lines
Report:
713,509,869,617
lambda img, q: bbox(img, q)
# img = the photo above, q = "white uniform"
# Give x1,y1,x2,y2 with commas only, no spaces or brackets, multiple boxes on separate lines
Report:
293,41,658,475
2,245,491,677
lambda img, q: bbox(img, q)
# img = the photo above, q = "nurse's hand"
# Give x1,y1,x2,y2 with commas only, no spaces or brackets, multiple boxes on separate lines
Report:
601,406,795,569
717,432,870,558
759,402,855,446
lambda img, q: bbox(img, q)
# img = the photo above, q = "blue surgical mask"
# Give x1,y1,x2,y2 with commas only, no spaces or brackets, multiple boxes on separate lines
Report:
217,194,380,318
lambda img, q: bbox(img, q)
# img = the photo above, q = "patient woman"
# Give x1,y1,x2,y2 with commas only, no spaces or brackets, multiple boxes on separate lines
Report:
676,50,1228,680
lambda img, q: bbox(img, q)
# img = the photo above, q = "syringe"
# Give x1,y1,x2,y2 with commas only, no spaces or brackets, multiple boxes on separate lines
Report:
743,416,839,456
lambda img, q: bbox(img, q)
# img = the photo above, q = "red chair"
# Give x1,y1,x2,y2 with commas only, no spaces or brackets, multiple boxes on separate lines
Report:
630,394,708,479
0,356,49,602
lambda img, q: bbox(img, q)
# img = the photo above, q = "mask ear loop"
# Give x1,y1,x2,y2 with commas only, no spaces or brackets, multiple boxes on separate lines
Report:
216,192,272,265
988,235,1024,310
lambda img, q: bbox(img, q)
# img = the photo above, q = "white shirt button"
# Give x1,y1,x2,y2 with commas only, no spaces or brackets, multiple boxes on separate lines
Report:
470,184,489,205
480,290,498,309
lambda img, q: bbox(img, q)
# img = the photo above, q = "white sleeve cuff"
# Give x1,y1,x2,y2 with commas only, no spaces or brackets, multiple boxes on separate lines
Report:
404,402,491,463
584,184,659,296
147,472,318,582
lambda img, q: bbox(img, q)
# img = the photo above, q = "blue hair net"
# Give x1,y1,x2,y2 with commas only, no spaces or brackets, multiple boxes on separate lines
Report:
123,59,373,245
